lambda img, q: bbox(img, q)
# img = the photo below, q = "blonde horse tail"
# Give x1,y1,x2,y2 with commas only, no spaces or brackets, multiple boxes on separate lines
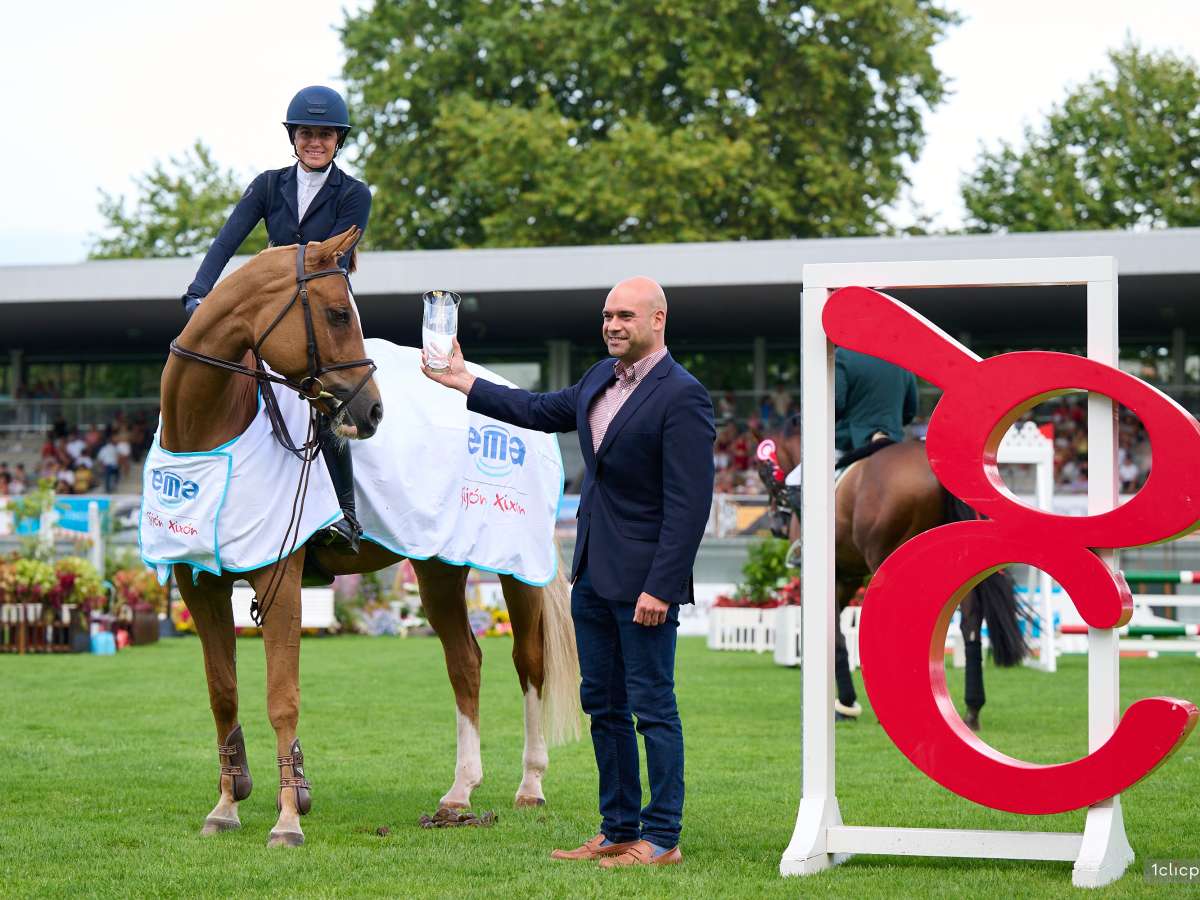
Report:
541,541,582,747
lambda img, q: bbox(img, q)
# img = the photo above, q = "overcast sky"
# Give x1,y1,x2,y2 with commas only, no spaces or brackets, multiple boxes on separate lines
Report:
3,0,1200,266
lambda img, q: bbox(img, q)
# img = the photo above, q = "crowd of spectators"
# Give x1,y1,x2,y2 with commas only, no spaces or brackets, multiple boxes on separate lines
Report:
1048,396,1151,494
0,412,155,498
712,385,799,495
0,461,30,498
14,379,69,400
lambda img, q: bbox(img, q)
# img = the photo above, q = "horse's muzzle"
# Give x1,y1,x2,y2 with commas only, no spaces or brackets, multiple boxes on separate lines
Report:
341,396,383,440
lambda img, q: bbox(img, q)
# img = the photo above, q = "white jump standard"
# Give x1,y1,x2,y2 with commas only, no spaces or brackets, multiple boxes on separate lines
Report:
782,256,1186,889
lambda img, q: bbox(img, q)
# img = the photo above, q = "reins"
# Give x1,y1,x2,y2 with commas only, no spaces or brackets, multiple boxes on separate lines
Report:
168,242,376,626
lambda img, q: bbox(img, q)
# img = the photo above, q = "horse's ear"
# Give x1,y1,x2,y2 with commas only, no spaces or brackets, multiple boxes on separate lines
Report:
310,226,360,269
333,226,360,268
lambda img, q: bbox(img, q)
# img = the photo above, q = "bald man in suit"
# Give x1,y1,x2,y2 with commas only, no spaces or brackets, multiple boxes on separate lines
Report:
424,277,715,867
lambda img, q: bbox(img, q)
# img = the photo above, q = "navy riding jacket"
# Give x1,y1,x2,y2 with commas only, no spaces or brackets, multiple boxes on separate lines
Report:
467,352,716,605
183,162,371,304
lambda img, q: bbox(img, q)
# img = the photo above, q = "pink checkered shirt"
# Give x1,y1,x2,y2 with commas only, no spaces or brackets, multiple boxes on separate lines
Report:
587,346,670,454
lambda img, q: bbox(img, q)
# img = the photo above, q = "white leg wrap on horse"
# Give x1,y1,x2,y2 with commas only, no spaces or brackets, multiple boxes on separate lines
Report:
834,699,863,718
440,710,483,808
516,688,548,805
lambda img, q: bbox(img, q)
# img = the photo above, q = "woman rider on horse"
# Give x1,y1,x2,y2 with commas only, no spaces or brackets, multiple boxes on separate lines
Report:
180,85,371,554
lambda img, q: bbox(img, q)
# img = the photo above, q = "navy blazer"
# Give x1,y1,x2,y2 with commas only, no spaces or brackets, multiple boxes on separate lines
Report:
468,352,716,605
184,162,371,302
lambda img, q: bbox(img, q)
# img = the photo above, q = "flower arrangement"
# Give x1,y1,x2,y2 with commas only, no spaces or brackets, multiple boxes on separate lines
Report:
111,567,168,615
486,608,512,637
172,604,195,634
713,537,801,609
0,556,107,633
52,557,107,613
0,558,57,604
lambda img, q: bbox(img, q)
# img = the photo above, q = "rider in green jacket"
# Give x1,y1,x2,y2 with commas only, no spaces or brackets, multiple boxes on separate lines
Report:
834,347,918,456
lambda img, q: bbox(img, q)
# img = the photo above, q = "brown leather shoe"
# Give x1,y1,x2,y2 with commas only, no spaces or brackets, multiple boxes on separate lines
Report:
550,834,639,861
598,840,683,868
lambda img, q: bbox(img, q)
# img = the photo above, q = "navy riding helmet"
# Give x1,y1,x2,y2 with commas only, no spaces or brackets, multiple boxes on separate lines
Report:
283,85,351,151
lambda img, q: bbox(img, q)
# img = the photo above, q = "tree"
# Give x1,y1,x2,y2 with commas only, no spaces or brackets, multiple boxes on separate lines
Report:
963,42,1200,233
88,141,267,259
340,0,958,249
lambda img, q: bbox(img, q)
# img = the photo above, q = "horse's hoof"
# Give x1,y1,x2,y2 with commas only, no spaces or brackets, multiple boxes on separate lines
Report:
201,816,241,836
438,800,470,811
514,795,546,808
267,830,305,848
964,709,981,732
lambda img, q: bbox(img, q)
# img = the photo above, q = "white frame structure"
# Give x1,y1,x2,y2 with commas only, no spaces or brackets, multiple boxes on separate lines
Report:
783,257,1130,888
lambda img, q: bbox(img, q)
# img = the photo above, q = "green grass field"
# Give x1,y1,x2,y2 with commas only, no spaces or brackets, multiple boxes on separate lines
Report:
1,635,1197,898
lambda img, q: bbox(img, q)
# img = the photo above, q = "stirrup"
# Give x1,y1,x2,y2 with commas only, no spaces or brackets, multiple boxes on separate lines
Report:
276,738,312,816
314,517,361,554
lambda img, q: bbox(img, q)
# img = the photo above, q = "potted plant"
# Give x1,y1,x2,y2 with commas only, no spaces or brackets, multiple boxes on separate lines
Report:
6,478,55,533
52,557,107,653
111,567,167,645
708,537,795,653
1,557,56,615
0,557,56,653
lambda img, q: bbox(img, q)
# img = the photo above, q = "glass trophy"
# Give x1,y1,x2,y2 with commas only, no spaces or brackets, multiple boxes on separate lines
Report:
422,290,461,373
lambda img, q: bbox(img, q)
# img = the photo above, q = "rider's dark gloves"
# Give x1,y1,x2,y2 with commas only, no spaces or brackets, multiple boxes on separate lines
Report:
182,294,202,318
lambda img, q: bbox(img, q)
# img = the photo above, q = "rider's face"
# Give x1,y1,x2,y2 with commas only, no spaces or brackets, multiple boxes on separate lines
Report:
294,126,338,171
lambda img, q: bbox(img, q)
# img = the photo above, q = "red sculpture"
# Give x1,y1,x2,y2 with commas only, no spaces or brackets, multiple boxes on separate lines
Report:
823,285,1199,815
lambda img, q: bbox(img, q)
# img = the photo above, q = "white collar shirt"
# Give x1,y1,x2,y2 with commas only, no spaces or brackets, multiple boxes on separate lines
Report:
296,164,331,221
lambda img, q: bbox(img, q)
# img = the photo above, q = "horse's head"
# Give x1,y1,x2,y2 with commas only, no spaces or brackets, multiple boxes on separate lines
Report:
757,417,802,539
253,227,383,440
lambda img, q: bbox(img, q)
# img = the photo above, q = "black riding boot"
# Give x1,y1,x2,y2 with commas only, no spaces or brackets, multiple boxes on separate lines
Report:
315,415,362,554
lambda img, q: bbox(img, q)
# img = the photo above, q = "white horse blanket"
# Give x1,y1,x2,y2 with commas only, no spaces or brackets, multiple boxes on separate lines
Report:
140,339,564,585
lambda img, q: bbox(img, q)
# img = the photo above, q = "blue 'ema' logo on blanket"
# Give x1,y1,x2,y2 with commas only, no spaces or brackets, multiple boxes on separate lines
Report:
468,425,526,478
151,468,200,508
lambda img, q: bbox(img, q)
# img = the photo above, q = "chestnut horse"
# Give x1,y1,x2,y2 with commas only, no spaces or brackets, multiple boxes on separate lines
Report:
762,425,1026,730
161,228,579,847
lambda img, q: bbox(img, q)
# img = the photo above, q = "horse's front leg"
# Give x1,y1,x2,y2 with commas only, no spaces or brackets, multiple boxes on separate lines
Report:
500,575,548,808
176,567,247,835
247,552,309,847
412,558,482,809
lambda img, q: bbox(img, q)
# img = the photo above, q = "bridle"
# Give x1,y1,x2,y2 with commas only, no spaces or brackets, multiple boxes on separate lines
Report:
167,241,377,626
755,438,796,539
169,241,377,451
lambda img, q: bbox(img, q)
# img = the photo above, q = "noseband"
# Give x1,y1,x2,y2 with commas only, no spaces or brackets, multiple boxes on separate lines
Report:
169,242,377,432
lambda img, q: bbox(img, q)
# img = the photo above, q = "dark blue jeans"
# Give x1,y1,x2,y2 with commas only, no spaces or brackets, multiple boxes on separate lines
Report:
571,565,683,848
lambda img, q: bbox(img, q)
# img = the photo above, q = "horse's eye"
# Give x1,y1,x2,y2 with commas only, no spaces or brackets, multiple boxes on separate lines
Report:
326,308,352,327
